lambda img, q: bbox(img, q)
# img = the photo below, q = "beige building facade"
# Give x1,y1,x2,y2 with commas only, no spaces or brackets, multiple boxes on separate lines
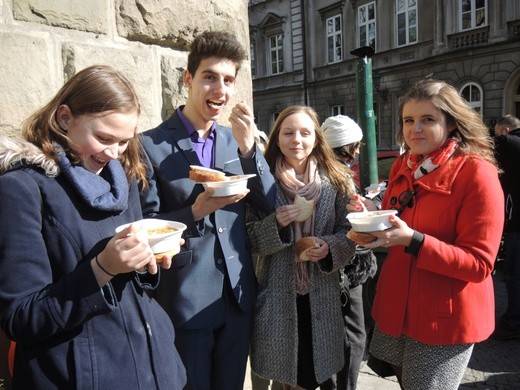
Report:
0,0,252,139
249,0,520,150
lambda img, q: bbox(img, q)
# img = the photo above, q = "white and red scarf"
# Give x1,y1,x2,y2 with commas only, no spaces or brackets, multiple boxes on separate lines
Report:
407,138,458,180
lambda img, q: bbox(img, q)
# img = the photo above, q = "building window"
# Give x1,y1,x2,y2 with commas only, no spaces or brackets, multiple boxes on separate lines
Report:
515,81,520,118
331,105,344,116
460,82,483,114
269,34,284,75
250,40,256,77
326,15,342,63
358,2,376,49
460,0,487,31
396,0,417,46
271,111,281,129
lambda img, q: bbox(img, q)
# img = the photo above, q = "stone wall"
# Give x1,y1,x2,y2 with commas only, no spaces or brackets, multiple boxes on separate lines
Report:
0,0,252,138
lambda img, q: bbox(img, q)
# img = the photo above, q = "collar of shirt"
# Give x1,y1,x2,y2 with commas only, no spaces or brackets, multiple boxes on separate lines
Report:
177,106,216,168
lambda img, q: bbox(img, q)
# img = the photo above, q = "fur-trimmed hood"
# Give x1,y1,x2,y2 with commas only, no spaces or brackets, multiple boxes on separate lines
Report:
0,136,59,177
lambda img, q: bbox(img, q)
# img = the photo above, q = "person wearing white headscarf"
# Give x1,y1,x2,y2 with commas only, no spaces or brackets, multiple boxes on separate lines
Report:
322,115,363,149
320,115,377,390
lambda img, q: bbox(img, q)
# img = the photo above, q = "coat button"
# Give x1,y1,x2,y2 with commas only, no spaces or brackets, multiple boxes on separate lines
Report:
217,258,223,265
218,227,224,233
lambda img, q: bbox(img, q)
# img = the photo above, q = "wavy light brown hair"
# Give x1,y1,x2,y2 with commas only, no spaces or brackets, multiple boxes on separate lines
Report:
396,79,496,166
264,105,355,196
21,65,148,186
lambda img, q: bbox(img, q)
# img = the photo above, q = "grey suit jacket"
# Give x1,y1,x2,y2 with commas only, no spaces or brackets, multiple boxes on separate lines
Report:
140,111,276,329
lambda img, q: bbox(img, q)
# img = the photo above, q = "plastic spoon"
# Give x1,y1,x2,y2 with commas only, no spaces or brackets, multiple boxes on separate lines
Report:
356,194,369,214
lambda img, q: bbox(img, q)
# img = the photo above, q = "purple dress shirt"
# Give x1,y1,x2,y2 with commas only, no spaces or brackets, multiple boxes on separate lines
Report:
177,107,216,168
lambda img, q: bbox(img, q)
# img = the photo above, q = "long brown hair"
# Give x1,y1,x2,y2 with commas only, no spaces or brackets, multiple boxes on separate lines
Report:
396,79,496,166
264,105,354,196
22,65,148,186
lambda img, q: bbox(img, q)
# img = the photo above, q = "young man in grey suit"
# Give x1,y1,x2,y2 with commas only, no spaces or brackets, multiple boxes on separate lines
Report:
140,31,276,389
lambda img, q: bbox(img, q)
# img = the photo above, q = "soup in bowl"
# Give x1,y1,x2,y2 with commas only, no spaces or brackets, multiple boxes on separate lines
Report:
115,219,187,262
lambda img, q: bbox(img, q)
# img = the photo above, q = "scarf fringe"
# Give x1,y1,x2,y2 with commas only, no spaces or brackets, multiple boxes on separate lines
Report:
295,261,310,295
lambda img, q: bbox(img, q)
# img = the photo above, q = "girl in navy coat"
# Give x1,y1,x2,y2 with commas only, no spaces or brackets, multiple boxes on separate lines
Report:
0,65,186,389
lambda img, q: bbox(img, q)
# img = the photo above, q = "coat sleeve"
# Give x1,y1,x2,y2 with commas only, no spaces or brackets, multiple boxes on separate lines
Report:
416,158,504,283
318,190,356,273
247,208,293,258
0,172,112,344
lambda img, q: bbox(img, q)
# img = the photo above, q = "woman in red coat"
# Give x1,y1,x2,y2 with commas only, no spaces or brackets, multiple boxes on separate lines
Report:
350,79,504,389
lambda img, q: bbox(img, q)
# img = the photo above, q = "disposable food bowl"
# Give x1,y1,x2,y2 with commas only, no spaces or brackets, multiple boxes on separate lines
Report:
346,210,398,232
200,174,256,197
115,219,187,254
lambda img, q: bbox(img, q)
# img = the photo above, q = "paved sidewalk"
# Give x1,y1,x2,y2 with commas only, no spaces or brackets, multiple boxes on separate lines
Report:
244,266,520,389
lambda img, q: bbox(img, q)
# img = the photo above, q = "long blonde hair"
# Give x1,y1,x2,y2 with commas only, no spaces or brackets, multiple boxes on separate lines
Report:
397,79,496,166
22,65,148,186
264,105,354,196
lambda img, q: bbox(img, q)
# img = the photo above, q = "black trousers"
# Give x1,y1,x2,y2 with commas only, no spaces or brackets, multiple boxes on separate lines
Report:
320,285,367,390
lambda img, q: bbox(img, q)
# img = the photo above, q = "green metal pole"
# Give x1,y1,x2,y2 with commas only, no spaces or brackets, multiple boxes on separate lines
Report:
351,47,378,191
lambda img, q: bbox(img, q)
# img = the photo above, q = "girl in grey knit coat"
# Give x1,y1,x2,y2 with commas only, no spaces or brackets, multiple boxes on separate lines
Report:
247,106,357,389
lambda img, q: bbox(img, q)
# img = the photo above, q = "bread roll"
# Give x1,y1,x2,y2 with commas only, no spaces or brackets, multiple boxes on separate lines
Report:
294,195,315,222
346,230,377,246
295,236,320,261
189,166,227,182
154,248,180,263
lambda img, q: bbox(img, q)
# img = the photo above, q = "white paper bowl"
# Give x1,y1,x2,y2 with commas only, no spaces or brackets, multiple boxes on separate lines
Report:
346,210,398,232
200,174,256,197
115,219,187,254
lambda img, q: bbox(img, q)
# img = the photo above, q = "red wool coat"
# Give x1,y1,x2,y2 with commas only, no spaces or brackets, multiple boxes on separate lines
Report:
372,152,504,345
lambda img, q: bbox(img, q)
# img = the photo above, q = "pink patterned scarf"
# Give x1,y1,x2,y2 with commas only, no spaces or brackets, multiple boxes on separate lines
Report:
276,156,322,294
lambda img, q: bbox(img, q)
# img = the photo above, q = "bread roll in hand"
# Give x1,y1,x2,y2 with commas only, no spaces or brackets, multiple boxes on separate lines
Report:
293,195,316,222
346,230,377,246
189,166,227,182
154,249,178,263
295,236,320,261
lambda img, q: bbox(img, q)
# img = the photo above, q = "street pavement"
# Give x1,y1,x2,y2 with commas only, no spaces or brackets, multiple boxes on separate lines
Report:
244,263,520,389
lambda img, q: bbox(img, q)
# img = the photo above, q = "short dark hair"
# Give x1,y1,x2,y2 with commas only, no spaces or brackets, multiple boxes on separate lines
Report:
332,142,361,164
186,31,246,76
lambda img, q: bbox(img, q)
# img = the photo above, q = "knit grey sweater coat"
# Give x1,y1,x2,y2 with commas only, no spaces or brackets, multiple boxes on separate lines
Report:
248,174,357,386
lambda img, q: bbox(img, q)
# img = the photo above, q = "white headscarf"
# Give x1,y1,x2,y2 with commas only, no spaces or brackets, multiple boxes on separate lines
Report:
321,115,363,148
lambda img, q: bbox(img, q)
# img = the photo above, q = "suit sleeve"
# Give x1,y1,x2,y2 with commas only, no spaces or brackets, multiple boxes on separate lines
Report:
139,134,202,235
240,144,276,215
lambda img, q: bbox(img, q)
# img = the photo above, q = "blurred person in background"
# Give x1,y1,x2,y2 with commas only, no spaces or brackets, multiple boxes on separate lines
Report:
492,114,520,340
320,115,378,390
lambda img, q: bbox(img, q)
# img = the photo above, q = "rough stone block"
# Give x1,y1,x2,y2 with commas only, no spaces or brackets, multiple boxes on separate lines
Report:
116,0,249,52
61,42,162,131
0,31,60,137
13,0,108,34
160,51,189,121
